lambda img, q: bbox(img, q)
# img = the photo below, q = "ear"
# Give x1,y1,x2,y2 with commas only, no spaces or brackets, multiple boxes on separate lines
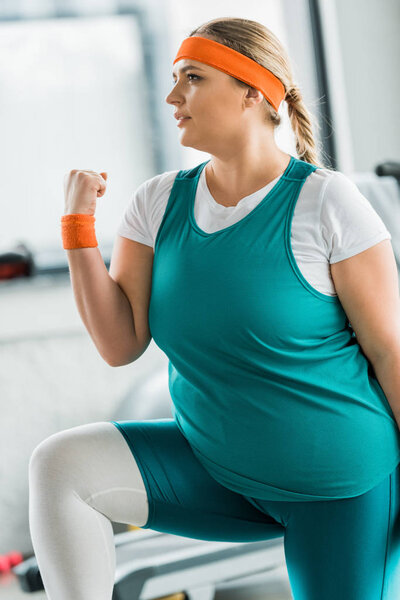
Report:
243,87,264,109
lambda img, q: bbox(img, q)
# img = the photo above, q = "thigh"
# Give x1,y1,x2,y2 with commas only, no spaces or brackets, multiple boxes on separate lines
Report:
29,421,150,527
111,418,285,543
253,461,400,600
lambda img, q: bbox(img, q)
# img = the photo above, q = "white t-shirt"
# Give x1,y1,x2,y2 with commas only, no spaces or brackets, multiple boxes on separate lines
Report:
117,165,391,297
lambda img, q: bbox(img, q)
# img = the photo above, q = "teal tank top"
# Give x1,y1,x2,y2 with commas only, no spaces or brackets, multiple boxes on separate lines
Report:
148,155,400,501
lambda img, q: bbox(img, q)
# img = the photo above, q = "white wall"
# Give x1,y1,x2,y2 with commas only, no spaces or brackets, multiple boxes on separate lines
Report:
326,0,400,172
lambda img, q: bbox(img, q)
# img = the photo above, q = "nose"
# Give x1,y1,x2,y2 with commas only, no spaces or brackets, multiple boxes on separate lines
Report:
165,80,186,105
165,89,179,105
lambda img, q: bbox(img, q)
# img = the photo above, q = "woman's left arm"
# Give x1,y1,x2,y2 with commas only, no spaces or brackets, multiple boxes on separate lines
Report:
330,239,400,429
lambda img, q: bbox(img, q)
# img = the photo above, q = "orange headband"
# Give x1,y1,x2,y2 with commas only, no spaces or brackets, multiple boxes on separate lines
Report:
173,36,286,112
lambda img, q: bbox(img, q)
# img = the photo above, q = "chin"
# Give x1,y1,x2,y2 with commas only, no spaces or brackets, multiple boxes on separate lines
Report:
180,138,200,150
179,136,209,153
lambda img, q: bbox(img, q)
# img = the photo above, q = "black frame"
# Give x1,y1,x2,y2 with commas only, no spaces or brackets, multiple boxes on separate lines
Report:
308,0,337,169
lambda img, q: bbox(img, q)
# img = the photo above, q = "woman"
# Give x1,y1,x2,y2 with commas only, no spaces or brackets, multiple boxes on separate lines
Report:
29,17,400,599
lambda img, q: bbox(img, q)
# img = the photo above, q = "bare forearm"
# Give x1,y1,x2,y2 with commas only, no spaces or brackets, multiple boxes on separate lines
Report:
66,246,137,365
370,351,400,431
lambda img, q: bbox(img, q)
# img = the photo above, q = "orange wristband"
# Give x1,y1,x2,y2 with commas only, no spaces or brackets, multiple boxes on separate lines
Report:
173,36,286,112
61,214,98,249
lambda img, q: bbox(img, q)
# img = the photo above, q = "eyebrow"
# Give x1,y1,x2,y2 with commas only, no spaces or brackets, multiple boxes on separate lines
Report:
172,64,205,77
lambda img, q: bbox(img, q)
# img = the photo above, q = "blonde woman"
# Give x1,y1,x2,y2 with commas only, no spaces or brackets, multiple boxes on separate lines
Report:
30,17,400,599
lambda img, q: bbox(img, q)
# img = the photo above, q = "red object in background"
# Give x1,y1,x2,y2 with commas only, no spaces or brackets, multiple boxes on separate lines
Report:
0,550,24,573
0,243,34,280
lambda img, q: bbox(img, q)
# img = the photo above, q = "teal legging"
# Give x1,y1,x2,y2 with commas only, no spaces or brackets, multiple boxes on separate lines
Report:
111,418,400,600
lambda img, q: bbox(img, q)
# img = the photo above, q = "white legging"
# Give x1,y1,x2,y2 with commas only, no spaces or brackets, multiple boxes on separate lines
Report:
28,421,149,600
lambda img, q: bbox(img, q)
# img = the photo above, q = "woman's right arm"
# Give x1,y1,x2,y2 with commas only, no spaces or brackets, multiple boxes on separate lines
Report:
66,242,151,367
63,169,153,367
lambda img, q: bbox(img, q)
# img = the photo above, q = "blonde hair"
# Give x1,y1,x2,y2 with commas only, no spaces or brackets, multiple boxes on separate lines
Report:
188,17,330,169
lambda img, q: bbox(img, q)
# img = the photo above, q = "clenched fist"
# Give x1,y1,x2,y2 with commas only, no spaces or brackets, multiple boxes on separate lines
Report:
64,170,108,216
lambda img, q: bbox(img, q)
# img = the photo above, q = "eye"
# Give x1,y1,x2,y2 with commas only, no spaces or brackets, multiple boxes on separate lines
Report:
172,73,201,85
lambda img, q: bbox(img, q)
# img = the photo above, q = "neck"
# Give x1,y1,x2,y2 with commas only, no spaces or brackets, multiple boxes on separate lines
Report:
205,146,291,201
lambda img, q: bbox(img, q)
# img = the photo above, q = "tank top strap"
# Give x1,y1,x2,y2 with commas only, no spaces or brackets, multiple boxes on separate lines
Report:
283,158,319,182
176,157,319,184
175,161,209,181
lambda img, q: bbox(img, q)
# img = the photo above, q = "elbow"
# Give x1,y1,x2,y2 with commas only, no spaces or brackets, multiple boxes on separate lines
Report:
106,353,137,368
103,354,119,367
103,334,151,367
105,354,125,367
101,350,124,367
106,358,120,368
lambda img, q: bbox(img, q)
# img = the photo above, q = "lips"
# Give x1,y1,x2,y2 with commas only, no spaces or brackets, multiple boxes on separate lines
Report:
177,117,190,127
174,113,191,120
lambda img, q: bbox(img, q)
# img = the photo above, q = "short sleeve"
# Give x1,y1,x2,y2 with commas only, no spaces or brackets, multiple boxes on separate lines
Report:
320,171,392,264
116,181,153,247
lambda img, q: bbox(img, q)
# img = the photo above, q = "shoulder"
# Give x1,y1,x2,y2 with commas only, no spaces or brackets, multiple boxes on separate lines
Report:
322,168,368,198
315,169,391,263
298,165,384,220
319,168,384,218
118,169,180,246
129,170,180,221
300,166,337,201
137,169,181,202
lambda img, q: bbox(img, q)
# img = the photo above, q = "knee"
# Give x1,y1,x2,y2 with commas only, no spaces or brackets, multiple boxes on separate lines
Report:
29,429,77,480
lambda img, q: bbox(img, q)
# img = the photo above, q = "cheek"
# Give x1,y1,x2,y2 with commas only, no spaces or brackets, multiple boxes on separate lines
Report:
207,108,236,132
195,86,227,110
199,99,234,123
192,89,239,129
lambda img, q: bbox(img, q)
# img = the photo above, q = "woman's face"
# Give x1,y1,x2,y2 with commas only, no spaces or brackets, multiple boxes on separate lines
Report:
166,57,258,154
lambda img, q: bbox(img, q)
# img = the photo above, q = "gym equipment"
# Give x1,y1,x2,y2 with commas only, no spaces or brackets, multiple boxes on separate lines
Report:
0,550,24,573
0,242,34,280
375,160,400,181
13,527,286,600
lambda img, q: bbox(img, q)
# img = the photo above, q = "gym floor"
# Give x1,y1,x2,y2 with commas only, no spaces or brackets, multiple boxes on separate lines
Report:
0,520,292,599
0,575,46,599
1,565,293,599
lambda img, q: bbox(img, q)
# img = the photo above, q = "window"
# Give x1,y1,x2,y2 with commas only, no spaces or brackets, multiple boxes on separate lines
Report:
0,13,156,270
